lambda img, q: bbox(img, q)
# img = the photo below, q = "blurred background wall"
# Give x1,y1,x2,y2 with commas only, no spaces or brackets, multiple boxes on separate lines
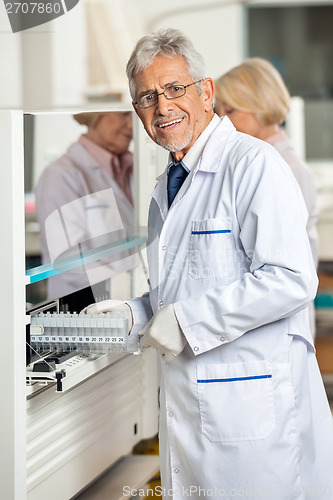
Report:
0,0,246,109
1,0,333,262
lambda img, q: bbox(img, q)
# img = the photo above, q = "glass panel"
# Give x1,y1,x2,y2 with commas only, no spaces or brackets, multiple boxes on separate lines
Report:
24,110,144,306
25,232,147,283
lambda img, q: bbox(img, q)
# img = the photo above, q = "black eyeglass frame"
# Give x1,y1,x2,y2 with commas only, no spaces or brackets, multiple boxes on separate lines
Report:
135,79,204,109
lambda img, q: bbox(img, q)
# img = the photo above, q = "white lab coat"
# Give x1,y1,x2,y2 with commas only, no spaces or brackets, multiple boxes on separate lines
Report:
266,130,319,338
266,130,318,266
35,141,135,299
129,117,333,499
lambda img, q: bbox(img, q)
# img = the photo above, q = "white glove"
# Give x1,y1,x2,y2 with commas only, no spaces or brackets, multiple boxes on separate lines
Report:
81,299,133,331
139,304,186,362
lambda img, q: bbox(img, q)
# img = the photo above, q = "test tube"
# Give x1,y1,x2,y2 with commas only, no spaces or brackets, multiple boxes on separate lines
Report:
31,314,43,353
103,313,111,353
43,312,52,352
56,312,64,353
77,314,85,352
95,314,104,353
69,313,78,351
87,314,96,353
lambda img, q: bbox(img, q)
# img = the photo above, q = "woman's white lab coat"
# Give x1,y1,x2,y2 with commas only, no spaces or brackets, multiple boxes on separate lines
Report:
266,130,318,265
129,117,333,499
267,130,319,338
35,141,134,299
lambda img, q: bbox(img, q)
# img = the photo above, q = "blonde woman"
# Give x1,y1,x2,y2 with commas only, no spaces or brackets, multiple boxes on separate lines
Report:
215,58,318,335
215,58,318,263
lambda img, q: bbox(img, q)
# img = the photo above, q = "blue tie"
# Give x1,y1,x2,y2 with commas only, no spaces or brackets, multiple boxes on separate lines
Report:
167,163,189,208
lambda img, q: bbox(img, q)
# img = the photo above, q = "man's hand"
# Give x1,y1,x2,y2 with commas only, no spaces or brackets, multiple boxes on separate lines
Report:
81,300,133,331
139,304,186,362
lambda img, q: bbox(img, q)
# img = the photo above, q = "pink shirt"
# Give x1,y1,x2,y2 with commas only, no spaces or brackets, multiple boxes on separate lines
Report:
79,135,133,204
79,135,113,176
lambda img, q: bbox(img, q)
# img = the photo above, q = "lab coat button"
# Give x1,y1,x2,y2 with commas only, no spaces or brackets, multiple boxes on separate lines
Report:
174,468,179,473
169,411,173,417
194,346,199,352
220,336,225,342
162,245,166,251
159,300,163,307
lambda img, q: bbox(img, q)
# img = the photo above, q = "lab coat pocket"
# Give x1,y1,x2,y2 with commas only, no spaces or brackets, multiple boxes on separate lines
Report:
197,361,275,443
189,218,233,279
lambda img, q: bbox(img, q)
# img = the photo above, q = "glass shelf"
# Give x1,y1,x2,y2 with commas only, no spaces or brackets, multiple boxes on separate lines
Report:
25,234,147,284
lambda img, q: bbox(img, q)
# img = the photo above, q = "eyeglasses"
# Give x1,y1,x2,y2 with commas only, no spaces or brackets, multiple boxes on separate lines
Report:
135,80,203,109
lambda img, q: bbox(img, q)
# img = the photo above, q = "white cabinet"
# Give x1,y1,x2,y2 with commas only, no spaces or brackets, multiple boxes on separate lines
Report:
0,110,159,500
0,110,27,500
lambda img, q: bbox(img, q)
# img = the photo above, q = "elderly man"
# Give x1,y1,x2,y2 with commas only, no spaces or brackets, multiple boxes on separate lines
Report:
87,29,333,499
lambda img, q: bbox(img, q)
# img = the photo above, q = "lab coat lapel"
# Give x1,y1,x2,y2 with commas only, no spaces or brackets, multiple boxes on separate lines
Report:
153,167,193,216
68,142,133,211
151,170,169,221
150,116,237,218
67,142,99,170
198,116,237,173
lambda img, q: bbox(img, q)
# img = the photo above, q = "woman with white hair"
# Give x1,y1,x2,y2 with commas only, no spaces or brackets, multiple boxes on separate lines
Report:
35,111,134,300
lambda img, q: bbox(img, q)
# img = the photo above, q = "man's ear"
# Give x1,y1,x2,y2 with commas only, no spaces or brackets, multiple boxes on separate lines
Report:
201,78,215,112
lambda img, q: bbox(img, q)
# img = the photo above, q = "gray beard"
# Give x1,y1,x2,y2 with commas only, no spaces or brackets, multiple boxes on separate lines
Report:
154,129,192,153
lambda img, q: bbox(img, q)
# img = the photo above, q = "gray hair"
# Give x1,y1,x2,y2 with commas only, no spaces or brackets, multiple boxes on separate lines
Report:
126,28,207,101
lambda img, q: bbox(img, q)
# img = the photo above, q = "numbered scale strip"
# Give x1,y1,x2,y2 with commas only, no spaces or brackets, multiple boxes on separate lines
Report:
29,312,140,354
30,335,126,345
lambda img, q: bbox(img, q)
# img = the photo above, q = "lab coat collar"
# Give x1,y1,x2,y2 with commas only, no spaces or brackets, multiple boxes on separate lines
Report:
79,134,113,175
172,113,220,172
155,115,236,185
156,115,235,183
66,141,134,209
198,115,236,173
157,114,220,180
67,141,101,170
152,115,236,218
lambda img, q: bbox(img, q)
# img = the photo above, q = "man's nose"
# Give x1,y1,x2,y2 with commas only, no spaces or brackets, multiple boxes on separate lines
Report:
155,93,174,114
